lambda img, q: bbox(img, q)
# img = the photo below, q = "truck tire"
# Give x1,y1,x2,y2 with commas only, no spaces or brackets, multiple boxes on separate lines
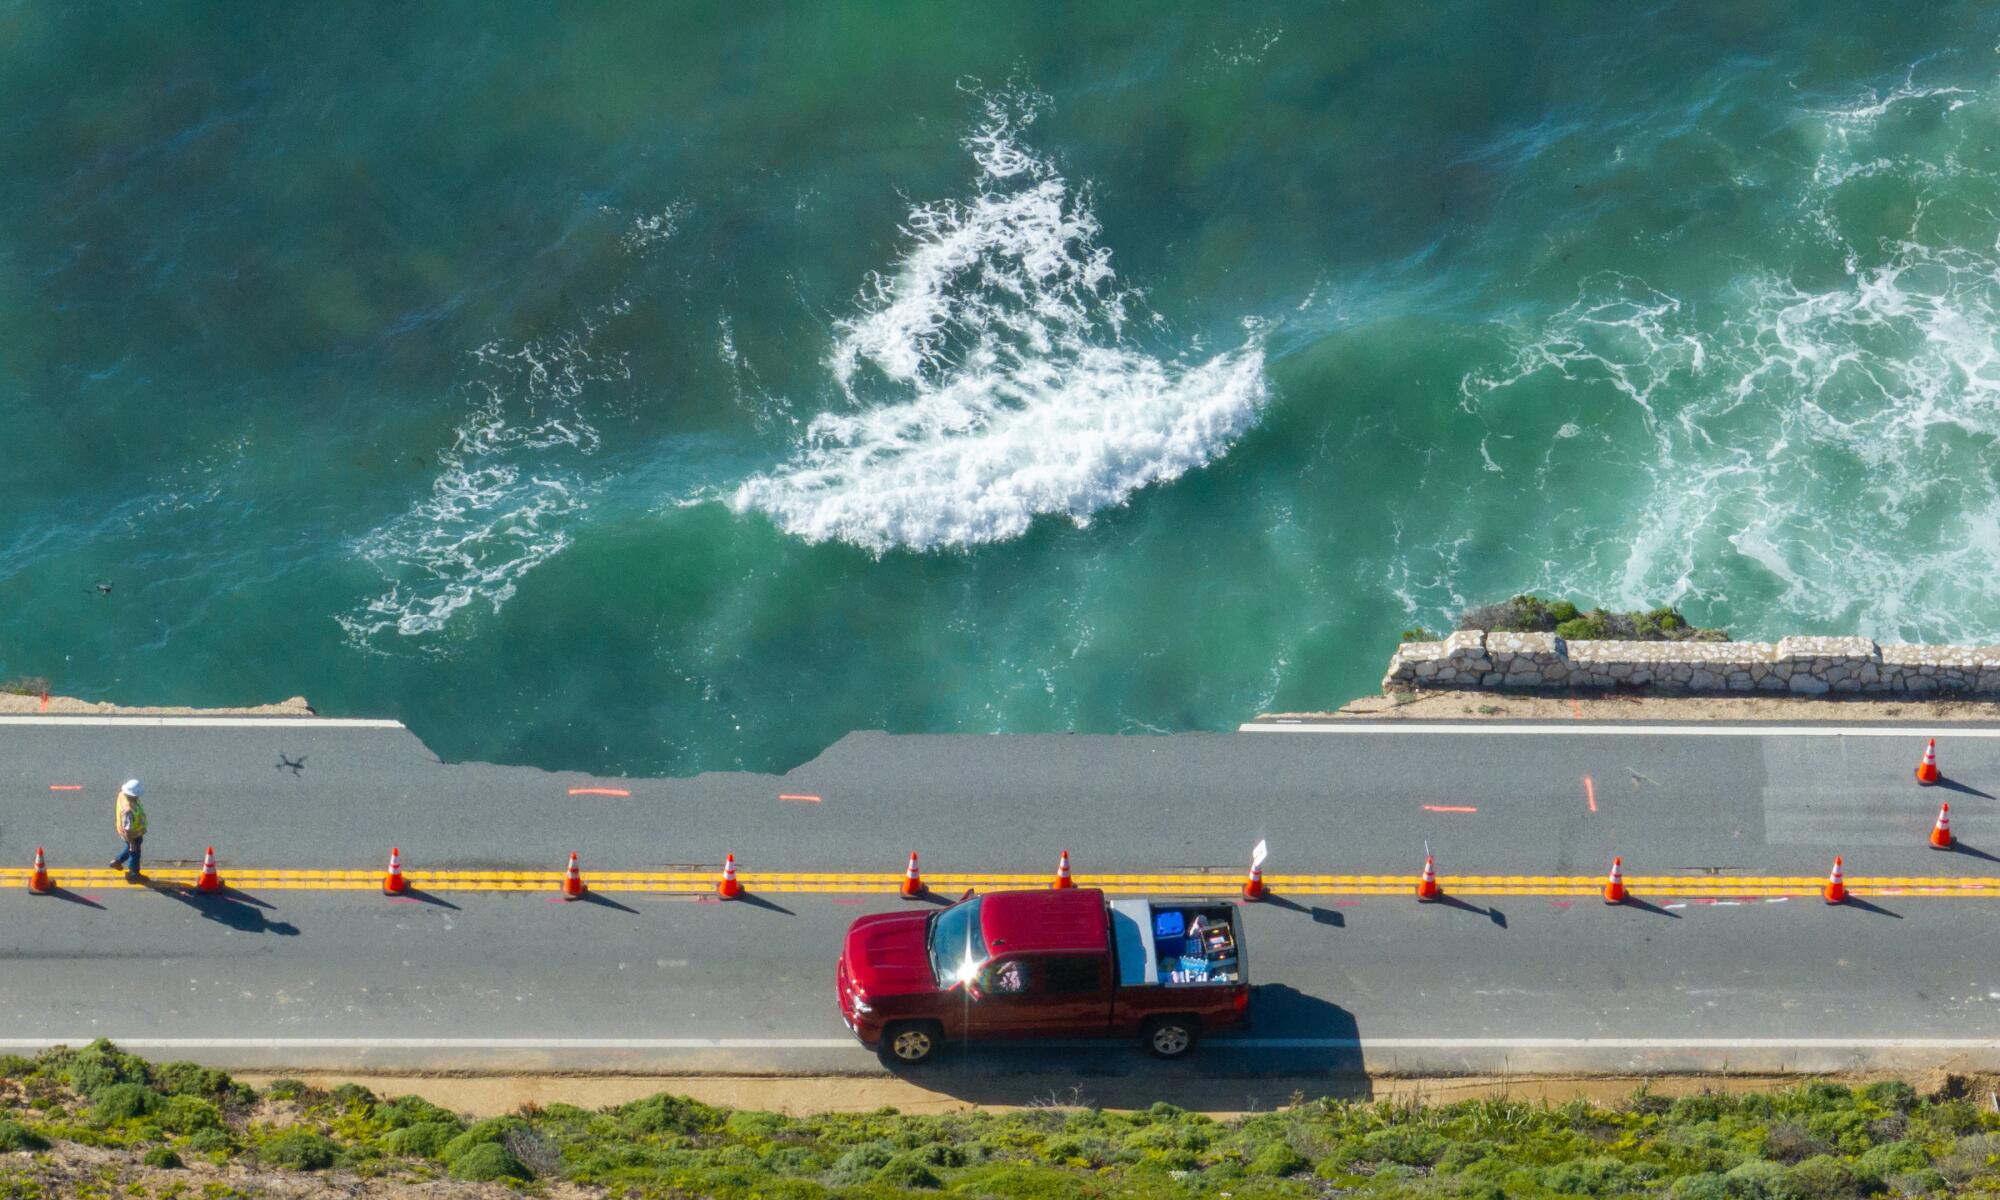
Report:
880,1021,944,1065
1142,1015,1199,1059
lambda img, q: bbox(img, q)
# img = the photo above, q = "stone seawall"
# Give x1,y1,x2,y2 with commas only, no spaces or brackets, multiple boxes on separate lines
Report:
1383,632,2000,696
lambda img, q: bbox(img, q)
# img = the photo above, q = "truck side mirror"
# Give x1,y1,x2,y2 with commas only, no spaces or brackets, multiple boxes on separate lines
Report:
959,888,976,902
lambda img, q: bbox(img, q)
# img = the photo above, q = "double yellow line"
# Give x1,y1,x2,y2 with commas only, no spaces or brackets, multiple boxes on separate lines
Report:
6,867,2000,898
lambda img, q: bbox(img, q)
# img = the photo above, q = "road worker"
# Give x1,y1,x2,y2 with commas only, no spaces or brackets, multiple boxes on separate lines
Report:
109,779,146,881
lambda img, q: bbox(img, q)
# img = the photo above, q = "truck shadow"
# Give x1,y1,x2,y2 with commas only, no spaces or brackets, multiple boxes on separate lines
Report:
882,984,1367,1106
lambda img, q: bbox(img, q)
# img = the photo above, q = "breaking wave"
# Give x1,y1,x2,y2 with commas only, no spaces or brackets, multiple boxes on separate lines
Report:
730,96,1268,554
1456,69,2000,641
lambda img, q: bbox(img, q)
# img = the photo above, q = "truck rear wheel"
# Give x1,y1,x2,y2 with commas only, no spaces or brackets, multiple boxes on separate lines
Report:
1143,1015,1199,1059
880,1021,943,1065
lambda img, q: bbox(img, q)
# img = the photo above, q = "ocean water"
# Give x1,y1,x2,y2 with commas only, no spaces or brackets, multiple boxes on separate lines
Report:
3,2,1999,775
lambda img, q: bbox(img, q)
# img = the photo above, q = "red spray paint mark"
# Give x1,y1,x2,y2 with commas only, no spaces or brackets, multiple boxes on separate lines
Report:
830,897,866,906
779,793,822,803
1550,900,1573,909
1570,697,1582,719
569,787,630,797
48,785,82,791
389,897,421,905
1423,804,1478,813
1583,775,1597,813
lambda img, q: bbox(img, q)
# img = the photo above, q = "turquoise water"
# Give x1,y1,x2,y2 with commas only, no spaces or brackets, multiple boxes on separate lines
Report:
4,3,1999,774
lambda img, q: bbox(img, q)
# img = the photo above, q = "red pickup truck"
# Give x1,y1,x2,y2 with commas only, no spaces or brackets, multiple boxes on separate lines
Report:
836,887,1250,1063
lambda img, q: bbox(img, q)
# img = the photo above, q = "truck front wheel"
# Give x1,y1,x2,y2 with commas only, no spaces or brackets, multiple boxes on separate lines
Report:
880,1021,944,1065
1143,1015,1199,1059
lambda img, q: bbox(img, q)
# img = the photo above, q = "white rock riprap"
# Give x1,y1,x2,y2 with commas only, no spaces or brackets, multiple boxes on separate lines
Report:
1382,633,2000,697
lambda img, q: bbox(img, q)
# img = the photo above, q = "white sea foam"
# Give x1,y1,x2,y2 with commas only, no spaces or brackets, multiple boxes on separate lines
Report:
731,96,1268,553
1452,70,2000,641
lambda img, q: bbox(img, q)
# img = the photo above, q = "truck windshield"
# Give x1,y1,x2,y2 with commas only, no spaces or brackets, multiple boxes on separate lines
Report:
927,897,988,987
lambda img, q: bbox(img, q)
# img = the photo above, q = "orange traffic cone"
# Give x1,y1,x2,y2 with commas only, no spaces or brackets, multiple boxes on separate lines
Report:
28,847,52,895
1240,844,1272,900
1930,803,1954,850
718,853,742,899
1416,854,1441,902
1917,739,1940,785
1053,850,1074,889
561,851,587,900
900,852,926,899
1603,855,1627,904
383,847,407,895
195,846,222,893
1823,855,1846,905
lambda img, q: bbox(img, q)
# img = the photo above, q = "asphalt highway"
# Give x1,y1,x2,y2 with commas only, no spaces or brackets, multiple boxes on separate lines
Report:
6,714,2000,1085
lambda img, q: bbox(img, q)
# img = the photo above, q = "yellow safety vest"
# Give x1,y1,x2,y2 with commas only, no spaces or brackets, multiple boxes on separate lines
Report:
116,794,147,838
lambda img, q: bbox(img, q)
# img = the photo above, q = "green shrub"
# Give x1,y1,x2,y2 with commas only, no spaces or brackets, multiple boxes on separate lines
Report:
1557,616,1611,641
1249,1141,1310,1177
0,1056,33,1079
376,1094,460,1130
450,1141,527,1182
90,1083,162,1124
55,1040,150,1097
1782,1154,1864,1199
1540,1156,1636,1195
327,1083,376,1112
378,1120,459,1159
833,1141,898,1182
185,1128,231,1155
615,1093,723,1137
1670,1173,1730,1200
140,1146,183,1169
156,1096,222,1135
265,1079,308,1102
1401,628,1440,643
438,1116,524,1167
1860,1081,1919,1113
258,1130,339,1171
1857,1139,1930,1177
1361,1126,1446,1166
875,1152,943,1188
1923,1099,1983,1136
1885,1168,1948,1195
0,1120,50,1152
1723,1158,1789,1197
150,1061,246,1104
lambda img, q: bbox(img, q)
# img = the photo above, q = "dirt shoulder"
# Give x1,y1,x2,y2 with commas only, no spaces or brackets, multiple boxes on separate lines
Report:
1269,691,2000,723
231,1069,1996,1119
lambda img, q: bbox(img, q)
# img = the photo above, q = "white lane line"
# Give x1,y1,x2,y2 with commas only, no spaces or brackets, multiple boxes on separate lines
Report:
1241,722,2000,738
0,1038,856,1051
0,717,404,729
5,1036,1998,1052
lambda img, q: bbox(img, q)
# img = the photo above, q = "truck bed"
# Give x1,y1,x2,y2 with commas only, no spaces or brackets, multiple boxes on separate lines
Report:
1109,899,1243,988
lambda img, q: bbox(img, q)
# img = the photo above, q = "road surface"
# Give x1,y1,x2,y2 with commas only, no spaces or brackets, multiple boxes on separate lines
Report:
5,713,2000,1089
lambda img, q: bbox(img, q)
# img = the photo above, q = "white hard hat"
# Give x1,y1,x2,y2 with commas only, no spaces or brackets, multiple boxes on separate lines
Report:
121,779,143,797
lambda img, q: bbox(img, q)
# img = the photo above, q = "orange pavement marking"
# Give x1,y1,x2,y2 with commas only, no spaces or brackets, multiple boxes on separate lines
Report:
48,785,82,791
1424,805,1478,813
1584,775,1597,813
779,793,822,803
568,787,630,797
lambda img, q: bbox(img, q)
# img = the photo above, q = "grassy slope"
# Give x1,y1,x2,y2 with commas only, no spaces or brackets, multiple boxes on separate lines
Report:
2,1043,1999,1198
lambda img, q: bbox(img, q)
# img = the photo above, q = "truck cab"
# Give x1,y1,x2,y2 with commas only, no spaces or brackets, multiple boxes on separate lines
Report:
837,887,1249,1063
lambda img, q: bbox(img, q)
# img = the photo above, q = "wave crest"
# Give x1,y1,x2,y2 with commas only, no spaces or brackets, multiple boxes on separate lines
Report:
732,97,1268,553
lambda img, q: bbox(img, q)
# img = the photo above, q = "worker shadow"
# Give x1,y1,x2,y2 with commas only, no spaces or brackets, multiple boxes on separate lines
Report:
1935,777,1995,800
154,884,300,936
1614,896,1682,920
1259,894,1345,929
44,886,106,911
1839,896,1903,919
1435,895,1508,928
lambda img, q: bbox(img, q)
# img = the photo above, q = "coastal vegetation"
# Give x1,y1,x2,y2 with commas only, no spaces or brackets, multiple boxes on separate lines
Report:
2,1042,1998,1197
1457,596,1728,644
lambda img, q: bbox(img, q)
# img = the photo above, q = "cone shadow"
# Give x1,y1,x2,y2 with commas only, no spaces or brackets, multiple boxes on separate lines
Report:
905,891,953,907
728,892,795,916
1947,842,2000,865
1935,777,1995,800
1615,896,1682,919
574,891,639,914
153,883,299,935
44,886,106,910
395,888,461,910
1433,895,1506,926
1838,896,1903,919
